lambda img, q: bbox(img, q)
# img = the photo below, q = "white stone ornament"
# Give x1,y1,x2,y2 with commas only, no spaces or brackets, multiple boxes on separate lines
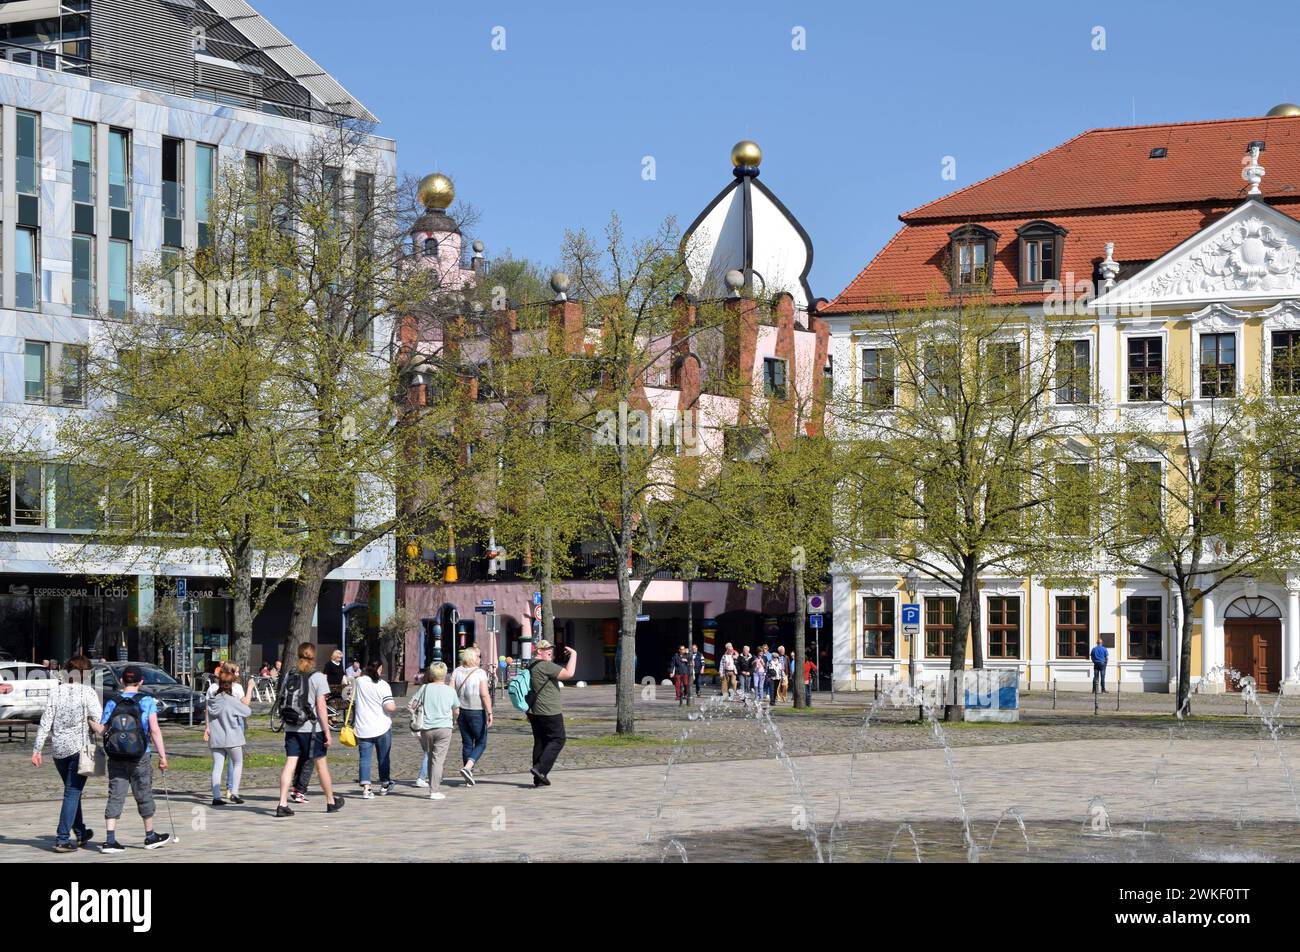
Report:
1147,217,1300,297
1243,144,1265,195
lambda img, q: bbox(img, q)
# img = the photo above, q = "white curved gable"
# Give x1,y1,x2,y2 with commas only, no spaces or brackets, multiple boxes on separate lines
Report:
685,179,812,311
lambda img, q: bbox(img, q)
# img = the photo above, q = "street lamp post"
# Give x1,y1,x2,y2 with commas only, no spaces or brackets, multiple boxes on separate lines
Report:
684,561,699,705
905,571,918,691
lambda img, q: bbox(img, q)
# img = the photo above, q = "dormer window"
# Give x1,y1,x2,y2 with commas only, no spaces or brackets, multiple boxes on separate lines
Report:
1016,221,1066,286
948,225,997,290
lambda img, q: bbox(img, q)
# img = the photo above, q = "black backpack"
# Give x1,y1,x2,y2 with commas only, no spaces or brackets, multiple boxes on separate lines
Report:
278,671,316,727
104,693,148,761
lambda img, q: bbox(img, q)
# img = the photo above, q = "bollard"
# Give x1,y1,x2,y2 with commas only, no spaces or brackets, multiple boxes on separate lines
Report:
1116,686,1121,712
1052,679,1057,710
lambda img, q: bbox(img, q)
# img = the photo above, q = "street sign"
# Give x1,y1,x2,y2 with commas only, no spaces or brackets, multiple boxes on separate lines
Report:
478,599,495,608
636,614,650,622
809,613,823,629
176,578,186,598
901,603,921,636
807,594,826,613
532,591,542,606
474,605,493,614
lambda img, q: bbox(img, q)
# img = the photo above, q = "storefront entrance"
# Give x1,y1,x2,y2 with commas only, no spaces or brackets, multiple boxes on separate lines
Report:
0,576,132,663
1223,596,1283,693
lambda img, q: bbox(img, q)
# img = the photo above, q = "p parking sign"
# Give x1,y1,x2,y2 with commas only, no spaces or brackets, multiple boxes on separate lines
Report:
901,603,920,635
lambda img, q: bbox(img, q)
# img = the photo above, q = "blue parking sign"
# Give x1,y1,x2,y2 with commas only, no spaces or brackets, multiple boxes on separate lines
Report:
901,603,920,626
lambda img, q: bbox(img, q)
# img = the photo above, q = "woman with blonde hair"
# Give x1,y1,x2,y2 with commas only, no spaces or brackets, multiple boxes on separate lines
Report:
451,646,493,786
275,643,344,817
408,660,458,800
207,661,252,806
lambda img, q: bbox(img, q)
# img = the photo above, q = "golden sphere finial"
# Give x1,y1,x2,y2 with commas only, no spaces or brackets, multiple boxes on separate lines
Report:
731,140,762,169
1268,103,1300,117
418,172,455,210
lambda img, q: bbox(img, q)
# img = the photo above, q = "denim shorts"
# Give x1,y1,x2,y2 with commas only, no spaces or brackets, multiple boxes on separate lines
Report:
284,731,327,759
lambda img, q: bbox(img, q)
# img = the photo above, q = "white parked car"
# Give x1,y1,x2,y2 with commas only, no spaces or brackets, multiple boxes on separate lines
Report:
0,663,58,721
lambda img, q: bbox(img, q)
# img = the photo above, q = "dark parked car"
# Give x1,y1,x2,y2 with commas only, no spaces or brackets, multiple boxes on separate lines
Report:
92,662,207,721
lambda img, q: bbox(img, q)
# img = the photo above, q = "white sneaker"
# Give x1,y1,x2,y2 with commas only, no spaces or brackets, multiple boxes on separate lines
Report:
414,778,429,788
362,787,374,800
429,791,446,801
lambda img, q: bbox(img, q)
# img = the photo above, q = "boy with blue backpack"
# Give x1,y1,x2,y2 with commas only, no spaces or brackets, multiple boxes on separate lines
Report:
100,665,170,852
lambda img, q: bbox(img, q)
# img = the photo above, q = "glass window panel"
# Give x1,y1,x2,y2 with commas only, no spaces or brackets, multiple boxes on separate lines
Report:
196,144,215,226
73,121,94,205
15,228,37,310
16,111,39,196
108,129,130,210
14,465,44,526
24,341,47,402
72,235,94,317
108,240,129,318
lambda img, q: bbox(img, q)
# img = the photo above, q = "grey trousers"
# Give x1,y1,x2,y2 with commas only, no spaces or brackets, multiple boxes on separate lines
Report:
420,728,453,788
212,747,244,798
105,757,155,820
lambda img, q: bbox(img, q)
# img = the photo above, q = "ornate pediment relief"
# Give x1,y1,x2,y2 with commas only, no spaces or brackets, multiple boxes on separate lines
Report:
1092,200,1300,310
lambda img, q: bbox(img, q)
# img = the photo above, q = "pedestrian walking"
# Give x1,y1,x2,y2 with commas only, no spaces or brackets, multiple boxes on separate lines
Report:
99,665,170,851
752,651,767,705
409,661,458,800
1091,636,1109,693
803,658,817,707
737,646,754,696
452,647,493,786
275,643,344,817
353,660,397,799
719,643,738,699
31,656,103,852
207,662,251,806
690,643,704,695
205,661,249,799
527,640,575,787
669,646,692,705
775,646,790,703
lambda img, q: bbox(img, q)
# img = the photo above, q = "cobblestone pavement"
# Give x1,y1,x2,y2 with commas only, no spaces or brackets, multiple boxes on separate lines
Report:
3,683,1297,805
3,729,1298,862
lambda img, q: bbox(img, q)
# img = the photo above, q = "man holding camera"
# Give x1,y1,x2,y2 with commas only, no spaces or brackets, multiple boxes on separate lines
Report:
527,640,576,787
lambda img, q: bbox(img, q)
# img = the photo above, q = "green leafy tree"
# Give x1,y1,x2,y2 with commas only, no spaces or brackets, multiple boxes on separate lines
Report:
1091,372,1297,714
835,297,1094,717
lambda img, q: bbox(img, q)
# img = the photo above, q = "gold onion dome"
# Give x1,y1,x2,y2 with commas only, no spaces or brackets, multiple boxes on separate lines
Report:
1267,103,1300,117
731,140,762,168
418,172,455,210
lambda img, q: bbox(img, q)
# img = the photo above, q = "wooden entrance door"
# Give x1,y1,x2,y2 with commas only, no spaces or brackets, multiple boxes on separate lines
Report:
1223,620,1282,693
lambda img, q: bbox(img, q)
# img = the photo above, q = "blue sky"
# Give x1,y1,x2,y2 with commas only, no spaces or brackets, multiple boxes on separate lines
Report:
257,0,1300,299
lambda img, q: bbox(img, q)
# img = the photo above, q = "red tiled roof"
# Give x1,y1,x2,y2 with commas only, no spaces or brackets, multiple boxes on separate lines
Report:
824,115,1300,314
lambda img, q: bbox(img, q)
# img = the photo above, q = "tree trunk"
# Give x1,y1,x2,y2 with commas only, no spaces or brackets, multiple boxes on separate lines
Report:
541,526,555,646
615,560,639,735
793,568,807,709
946,557,978,720
231,541,255,676
1178,588,1195,716
283,558,327,671
970,585,984,670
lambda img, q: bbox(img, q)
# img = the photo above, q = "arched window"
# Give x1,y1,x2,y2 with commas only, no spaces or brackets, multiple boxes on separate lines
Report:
948,225,997,290
1016,221,1066,286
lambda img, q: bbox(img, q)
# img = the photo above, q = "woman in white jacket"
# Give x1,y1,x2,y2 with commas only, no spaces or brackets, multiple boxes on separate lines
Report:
31,656,104,852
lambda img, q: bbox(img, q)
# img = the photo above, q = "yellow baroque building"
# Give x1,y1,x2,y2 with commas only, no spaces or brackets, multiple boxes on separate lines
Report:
820,111,1300,695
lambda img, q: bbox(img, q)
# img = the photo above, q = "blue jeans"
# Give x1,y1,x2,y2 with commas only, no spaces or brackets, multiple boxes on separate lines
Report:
357,729,392,785
54,755,88,845
1092,663,1106,692
458,709,488,765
